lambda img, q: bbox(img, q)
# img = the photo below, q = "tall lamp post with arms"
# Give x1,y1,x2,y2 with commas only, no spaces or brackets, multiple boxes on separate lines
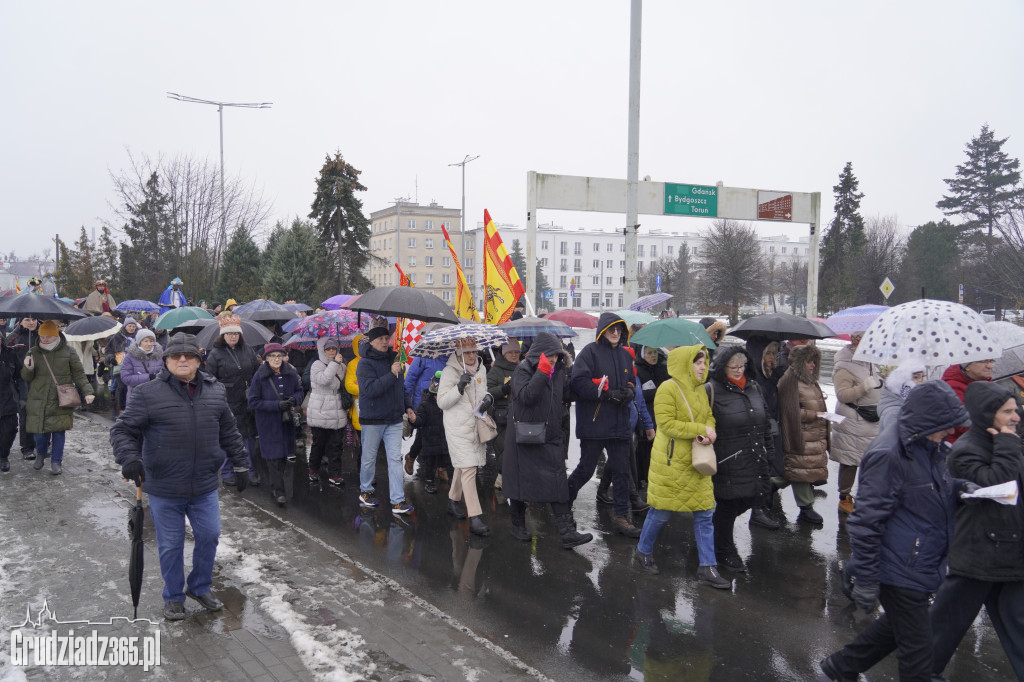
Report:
166,92,272,251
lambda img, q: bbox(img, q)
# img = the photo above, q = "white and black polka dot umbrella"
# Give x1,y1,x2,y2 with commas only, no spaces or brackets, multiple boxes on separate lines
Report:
852,299,1001,366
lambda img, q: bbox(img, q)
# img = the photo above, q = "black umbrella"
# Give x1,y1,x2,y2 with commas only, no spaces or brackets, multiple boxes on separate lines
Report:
193,317,274,349
727,312,836,341
233,299,298,322
282,302,313,313
172,317,218,335
0,292,90,321
343,286,459,324
128,484,144,620
63,315,122,341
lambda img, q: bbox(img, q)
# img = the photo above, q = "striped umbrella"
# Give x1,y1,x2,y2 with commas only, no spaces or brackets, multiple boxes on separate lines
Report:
410,323,509,359
824,304,889,334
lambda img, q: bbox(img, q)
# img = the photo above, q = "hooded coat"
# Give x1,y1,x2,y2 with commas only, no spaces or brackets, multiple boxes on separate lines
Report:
0,337,24,417
777,343,829,483
847,381,969,593
21,333,93,433
104,320,138,366
878,360,926,432
436,351,488,469
306,337,349,430
830,344,882,466
634,348,670,415
646,345,715,512
947,381,1024,581
942,363,992,443
344,335,364,430
355,341,408,425
570,312,636,440
502,332,571,502
413,387,450,459
707,346,773,501
404,356,447,409
486,354,519,426
204,337,261,439
119,340,165,404
248,361,304,459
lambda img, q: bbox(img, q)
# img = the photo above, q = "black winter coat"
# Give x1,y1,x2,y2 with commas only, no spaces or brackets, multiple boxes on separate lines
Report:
707,347,773,501
110,369,248,498
486,355,517,426
356,345,408,425
413,389,450,458
635,353,669,414
0,340,23,416
205,342,261,439
947,381,1024,581
6,327,33,366
503,333,570,503
570,312,635,440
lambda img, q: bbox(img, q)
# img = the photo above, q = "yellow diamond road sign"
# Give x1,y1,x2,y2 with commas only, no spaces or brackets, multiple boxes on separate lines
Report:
879,277,895,299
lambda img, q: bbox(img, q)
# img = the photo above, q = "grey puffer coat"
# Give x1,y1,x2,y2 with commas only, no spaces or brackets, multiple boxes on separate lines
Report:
830,345,882,466
307,337,349,430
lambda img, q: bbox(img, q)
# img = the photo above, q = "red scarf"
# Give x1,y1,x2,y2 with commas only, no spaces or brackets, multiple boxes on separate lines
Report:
728,375,746,390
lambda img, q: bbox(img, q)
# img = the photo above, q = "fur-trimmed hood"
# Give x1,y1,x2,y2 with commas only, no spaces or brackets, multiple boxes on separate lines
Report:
786,344,821,384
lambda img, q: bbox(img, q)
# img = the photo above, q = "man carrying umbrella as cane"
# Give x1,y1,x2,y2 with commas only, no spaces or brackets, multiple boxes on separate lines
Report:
110,333,250,620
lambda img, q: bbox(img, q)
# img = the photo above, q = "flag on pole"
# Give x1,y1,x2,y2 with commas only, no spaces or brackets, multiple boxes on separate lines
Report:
400,319,426,363
440,224,481,322
14,277,20,293
482,209,526,324
393,263,416,363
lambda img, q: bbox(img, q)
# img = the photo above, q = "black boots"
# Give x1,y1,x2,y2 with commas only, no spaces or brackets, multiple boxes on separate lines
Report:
798,505,824,525
508,507,531,541
556,513,593,549
750,507,781,530
469,515,490,536
447,499,466,519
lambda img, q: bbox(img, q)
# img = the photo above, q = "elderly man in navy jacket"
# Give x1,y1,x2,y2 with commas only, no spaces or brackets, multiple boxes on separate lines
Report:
111,333,249,621
567,312,642,538
820,381,975,682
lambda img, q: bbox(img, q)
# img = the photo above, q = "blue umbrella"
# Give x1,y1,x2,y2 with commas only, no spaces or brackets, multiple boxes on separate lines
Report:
116,299,160,314
629,292,674,311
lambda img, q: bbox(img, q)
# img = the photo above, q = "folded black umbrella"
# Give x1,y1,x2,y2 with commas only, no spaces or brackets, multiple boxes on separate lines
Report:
128,485,145,620
0,292,90,321
728,312,836,341
343,286,459,324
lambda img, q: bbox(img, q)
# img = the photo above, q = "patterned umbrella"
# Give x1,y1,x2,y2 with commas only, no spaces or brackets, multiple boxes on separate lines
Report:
629,292,674,311
543,309,598,329
499,316,577,339
410,323,509,359
824,304,889,334
233,299,298,322
853,299,999,365
321,294,356,310
283,309,373,350
116,299,160,314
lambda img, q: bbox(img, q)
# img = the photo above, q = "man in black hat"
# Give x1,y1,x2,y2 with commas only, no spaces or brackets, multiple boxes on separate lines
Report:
110,333,249,621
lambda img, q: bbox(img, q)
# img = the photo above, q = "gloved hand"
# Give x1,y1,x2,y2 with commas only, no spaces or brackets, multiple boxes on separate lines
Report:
149,373,156,380
502,381,511,396
479,393,494,411
607,387,634,405
861,376,881,393
122,460,145,484
960,480,983,504
279,398,295,411
852,582,880,614
457,372,473,394
85,395,95,405
18,399,26,410
537,353,554,377
234,470,249,492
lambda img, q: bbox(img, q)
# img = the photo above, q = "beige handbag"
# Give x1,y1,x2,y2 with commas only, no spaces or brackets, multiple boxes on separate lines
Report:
41,353,82,409
476,413,499,443
669,379,717,476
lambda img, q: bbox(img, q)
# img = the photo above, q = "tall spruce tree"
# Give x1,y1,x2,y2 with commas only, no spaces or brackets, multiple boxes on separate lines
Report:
217,224,264,303
94,225,121,298
263,219,320,304
120,172,172,301
898,220,960,303
938,124,1024,249
818,162,866,312
308,152,372,295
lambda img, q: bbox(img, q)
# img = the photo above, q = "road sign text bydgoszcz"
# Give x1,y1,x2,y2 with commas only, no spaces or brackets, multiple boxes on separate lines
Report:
664,183,718,217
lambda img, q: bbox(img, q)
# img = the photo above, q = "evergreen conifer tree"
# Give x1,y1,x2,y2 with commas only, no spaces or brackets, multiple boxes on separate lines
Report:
818,162,866,312
309,152,372,295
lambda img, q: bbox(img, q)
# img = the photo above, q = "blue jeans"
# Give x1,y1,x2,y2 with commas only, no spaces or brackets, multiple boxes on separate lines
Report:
148,490,221,603
637,507,717,567
34,432,66,463
359,422,405,504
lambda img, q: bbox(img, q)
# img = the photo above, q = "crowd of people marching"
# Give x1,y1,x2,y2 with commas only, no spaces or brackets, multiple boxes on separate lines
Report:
0,276,1021,681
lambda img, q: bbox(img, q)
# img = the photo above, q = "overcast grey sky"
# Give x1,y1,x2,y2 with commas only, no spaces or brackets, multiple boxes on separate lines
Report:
2,1,1022,258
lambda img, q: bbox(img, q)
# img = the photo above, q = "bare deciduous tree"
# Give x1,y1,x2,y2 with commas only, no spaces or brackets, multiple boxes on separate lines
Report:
697,220,766,324
856,214,906,305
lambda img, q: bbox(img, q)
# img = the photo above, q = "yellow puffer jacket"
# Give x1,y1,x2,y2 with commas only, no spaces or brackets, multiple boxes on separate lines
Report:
647,345,715,512
344,335,363,430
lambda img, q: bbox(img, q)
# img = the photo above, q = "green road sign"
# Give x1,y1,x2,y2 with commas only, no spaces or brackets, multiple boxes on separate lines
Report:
664,183,718,217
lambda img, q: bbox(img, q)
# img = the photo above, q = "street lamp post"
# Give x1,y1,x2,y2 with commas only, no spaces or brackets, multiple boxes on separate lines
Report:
448,154,479,266
166,92,271,250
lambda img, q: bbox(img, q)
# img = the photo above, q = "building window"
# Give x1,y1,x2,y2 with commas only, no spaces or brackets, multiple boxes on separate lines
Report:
592,276,600,285
638,262,644,273
607,243,613,252
606,259,613,269
592,293,600,306
650,245,657,258
620,243,625,252
407,219,416,230
442,274,451,285
425,274,434,285
606,276,613,285
668,245,674,255
541,240,549,250
425,220,433,230
443,256,451,267
573,296,582,309
638,245,645,257
593,243,600,252
408,237,416,248
465,256,474,268
593,259,601,269
465,239,474,251
769,246,775,253
425,238,433,249
467,274,474,285
618,294,624,308
541,257,549,267
559,276,567,288
558,293,568,307
560,258,567,272
781,247,787,254
573,242,582,255
408,256,416,267
573,259,581,272
619,260,625,269
605,293,613,307
560,242,567,255
692,247,698,255
442,290,451,302
424,256,434,267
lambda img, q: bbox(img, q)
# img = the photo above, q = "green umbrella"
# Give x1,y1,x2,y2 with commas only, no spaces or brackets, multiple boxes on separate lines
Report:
612,309,657,326
153,306,214,330
630,317,717,349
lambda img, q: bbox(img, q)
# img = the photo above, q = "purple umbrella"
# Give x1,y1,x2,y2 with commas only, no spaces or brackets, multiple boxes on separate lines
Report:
629,292,674,311
824,304,889,334
321,294,356,310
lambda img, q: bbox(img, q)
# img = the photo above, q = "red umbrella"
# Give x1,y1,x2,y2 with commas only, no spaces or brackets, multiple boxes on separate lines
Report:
543,310,599,329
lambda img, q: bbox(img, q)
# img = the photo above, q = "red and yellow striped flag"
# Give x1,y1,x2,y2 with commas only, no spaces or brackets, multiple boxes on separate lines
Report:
482,209,526,324
440,224,480,322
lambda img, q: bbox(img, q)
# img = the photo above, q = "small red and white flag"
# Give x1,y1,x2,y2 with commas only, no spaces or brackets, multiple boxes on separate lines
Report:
400,319,426,365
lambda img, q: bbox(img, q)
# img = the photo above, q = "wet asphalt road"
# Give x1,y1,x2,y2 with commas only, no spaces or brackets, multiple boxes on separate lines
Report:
237,410,1014,681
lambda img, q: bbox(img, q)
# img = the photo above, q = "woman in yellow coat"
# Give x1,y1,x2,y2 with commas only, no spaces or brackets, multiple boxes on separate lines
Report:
344,334,364,433
634,345,731,588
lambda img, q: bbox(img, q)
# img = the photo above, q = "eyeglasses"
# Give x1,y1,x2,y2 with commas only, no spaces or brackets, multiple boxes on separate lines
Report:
267,353,285,360
725,363,746,371
167,353,198,361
